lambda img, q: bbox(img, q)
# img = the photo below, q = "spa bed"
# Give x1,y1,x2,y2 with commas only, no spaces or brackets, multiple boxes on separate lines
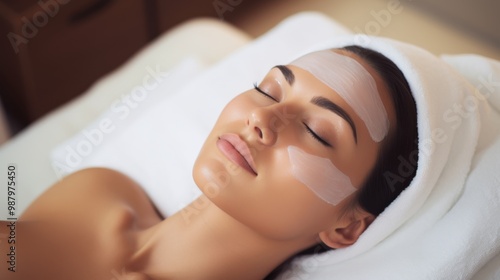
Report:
1,12,499,280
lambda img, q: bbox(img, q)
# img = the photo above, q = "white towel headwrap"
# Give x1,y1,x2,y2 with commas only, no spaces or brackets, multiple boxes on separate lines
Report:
285,35,483,278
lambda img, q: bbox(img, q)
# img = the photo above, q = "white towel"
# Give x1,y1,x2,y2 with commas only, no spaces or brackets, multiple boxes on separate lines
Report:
282,36,500,280
50,12,500,280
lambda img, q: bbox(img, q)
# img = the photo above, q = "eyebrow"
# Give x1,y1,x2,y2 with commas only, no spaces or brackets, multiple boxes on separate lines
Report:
273,65,295,85
274,65,358,143
311,96,358,143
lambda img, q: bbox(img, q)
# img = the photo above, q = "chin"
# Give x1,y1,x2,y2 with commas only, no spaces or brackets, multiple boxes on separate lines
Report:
192,155,211,191
193,154,228,196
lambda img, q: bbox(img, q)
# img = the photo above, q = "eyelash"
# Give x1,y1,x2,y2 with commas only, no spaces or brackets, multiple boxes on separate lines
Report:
252,83,331,147
253,83,278,102
304,123,331,147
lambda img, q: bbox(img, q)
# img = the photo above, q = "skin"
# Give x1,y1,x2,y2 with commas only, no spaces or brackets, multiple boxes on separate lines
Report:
0,50,397,280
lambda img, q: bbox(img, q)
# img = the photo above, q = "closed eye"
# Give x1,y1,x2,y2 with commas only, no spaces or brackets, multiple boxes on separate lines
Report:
304,123,331,147
253,83,278,102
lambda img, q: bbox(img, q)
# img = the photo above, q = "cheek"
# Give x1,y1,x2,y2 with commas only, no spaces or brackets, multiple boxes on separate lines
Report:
288,146,356,206
262,181,339,239
217,93,256,121
252,149,353,239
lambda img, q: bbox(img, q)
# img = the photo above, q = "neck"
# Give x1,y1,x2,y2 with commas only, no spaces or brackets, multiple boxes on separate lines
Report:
130,195,313,280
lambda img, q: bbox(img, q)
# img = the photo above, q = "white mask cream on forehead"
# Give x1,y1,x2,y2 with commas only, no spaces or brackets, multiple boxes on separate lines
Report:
288,146,356,205
291,50,389,142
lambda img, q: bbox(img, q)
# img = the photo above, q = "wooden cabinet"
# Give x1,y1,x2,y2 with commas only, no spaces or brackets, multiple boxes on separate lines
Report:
0,0,258,132
0,0,152,129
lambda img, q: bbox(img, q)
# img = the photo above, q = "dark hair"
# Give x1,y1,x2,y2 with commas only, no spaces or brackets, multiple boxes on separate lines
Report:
265,45,419,280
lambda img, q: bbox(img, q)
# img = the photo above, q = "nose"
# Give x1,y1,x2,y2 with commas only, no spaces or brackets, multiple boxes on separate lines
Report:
246,106,279,146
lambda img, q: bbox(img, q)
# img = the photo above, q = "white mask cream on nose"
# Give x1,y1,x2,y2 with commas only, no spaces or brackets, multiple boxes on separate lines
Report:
288,146,356,205
291,50,389,142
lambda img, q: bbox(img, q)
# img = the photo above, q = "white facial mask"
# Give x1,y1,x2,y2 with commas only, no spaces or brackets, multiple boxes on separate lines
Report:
291,50,389,142
288,146,356,205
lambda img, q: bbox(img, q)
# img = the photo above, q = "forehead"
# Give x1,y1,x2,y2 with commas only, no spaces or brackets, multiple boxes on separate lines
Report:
289,49,391,143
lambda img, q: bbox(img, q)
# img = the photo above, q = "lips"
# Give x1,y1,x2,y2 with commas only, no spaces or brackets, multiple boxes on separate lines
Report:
217,133,257,175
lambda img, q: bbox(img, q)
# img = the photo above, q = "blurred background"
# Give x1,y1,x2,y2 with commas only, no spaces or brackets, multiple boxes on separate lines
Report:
0,0,499,145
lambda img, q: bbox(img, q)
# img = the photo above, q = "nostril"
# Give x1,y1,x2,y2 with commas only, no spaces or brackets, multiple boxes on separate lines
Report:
254,127,263,138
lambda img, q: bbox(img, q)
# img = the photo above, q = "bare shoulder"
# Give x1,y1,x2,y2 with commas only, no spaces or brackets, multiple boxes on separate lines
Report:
3,168,161,279
58,167,140,191
56,167,146,199
21,168,162,222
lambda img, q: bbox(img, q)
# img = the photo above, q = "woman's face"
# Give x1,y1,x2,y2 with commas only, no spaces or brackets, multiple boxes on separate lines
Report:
193,50,396,241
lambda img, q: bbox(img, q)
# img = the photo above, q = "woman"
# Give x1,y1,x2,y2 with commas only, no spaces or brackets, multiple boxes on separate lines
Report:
1,45,417,280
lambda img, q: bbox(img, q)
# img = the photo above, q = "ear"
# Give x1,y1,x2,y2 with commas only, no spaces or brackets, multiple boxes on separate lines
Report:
318,212,375,249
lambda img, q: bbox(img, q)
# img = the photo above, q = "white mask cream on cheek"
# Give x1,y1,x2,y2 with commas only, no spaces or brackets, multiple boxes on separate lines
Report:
290,50,389,142
287,146,356,205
